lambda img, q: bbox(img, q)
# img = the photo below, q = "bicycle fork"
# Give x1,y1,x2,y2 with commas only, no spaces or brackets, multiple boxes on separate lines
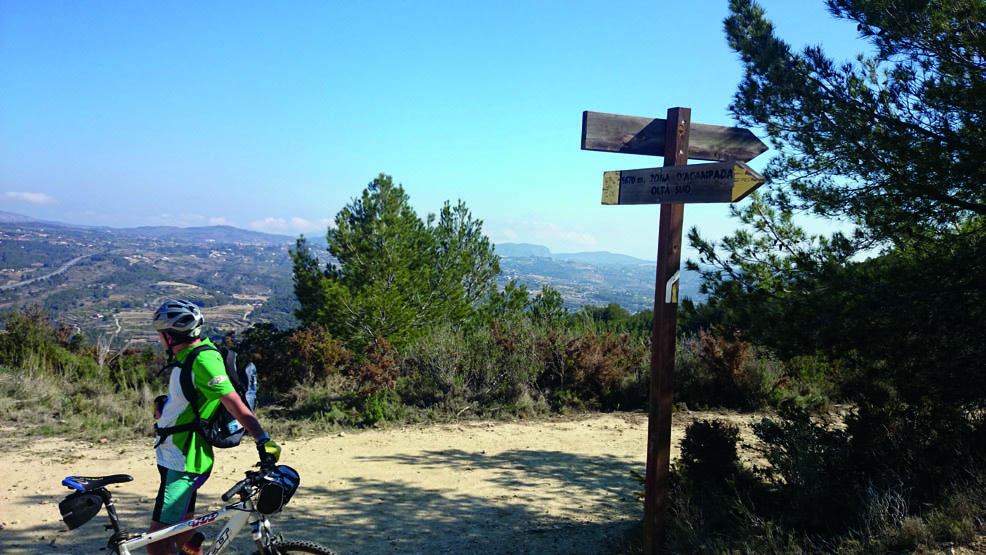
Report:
249,515,279,555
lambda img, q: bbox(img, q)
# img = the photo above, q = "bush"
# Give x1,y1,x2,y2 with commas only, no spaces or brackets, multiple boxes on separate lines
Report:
355,387,404,425
926,484,986,544
398,321,547,414
289,324,352,385
846,400,986,509
485,320,549,408
675,330,783,410
281,381,357,426
753,405,857,533
0,306,53,368
348,336,397,393
235,323,295,396
397,324,469,409
665,418,769,552
678,419,742,484
769,355,839,411
395,321,649,416
561,333,636,402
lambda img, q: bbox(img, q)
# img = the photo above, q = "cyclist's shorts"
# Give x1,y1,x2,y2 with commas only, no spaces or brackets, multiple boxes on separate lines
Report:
152,465,211,525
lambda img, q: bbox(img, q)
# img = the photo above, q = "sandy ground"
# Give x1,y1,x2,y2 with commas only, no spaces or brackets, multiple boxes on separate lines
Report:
5,411,981,555
0,411,772,555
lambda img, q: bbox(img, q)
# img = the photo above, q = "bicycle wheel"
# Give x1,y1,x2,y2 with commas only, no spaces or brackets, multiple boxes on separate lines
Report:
268,539,337,555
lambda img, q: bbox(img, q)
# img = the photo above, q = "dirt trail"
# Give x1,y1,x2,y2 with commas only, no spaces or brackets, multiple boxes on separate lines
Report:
0,411,766,555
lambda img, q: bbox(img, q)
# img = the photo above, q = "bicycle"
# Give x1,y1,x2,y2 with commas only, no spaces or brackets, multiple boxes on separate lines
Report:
58,463,336,555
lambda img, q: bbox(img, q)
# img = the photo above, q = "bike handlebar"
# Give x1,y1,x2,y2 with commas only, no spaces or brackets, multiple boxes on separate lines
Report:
220,462,278,502
221,477,249,502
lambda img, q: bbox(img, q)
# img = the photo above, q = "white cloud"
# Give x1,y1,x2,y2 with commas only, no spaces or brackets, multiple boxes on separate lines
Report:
2,191,55,204
249,217,289,232
208,217,230,226
529,221,598,248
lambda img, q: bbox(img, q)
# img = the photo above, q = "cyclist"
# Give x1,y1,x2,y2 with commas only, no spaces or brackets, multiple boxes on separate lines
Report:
149,299,281,555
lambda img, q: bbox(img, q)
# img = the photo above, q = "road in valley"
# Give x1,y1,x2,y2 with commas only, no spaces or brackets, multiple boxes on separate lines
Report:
0,254,92,291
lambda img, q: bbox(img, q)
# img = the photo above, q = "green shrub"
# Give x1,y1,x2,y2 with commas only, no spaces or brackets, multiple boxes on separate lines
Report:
679,419,742,484
663,417,770,551
753,405,857,533
673,330,842,413
356,387,404,425
282,382,353,421
395,321,649,416
842,399,986,517
925,484,985,544
399,321,547,413
0,306,53,367
397,324,468,408
484,320,547,407
768,355,839,412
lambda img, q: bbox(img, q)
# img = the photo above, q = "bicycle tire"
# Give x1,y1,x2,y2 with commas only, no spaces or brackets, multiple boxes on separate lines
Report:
267,539,337,555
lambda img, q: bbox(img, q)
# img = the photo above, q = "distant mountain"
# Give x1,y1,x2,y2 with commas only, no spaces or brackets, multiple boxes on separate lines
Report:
552,251,652,266
0,212,296,246
114,225,295,246
1,213,705,316
496,243,651,266
495,243,703,309
494,243,552,258
0,211,65,226
6,213,650,261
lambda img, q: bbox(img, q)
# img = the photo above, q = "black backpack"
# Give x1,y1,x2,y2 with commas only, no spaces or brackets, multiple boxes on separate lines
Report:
155,345,258,449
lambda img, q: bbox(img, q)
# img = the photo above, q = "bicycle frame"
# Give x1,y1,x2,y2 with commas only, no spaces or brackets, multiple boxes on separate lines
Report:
62,465,306,555
111,496,271,555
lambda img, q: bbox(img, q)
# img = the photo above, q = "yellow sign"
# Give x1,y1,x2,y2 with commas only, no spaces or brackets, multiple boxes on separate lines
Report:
601,161,765,205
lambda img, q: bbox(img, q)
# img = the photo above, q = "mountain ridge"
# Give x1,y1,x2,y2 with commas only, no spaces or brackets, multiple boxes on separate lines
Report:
2,211,657,267
1,212,703,327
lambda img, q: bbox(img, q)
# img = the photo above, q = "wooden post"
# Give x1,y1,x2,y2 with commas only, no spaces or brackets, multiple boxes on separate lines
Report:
581,104,766,552
642,107,690,554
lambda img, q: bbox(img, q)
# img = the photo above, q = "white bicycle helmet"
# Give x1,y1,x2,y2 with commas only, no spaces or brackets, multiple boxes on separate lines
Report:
152,299,204,337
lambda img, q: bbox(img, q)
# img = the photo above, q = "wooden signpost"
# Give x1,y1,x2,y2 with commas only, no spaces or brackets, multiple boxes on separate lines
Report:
581,108,767,554
602,161,765,205
582,110,768,162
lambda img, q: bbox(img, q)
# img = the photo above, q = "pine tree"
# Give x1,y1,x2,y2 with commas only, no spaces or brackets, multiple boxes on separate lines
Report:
685,0,986,513
725,0,985,247
687,0,986,407
290,174,500,348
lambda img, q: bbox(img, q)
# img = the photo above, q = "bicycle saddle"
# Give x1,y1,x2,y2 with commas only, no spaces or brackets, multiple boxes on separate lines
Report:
62,474,134,492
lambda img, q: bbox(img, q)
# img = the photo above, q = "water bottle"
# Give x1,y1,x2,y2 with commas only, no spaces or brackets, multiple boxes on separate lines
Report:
244,363,258,409
179,531,205,555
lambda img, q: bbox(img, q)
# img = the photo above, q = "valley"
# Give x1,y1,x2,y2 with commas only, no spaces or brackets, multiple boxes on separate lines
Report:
1,217,701,348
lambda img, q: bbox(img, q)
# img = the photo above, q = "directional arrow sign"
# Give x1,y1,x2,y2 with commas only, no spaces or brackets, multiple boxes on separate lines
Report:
582,110,768,163
601,161,765,205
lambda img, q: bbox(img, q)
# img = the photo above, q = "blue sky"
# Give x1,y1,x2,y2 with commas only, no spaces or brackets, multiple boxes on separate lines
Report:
1,1,868,261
